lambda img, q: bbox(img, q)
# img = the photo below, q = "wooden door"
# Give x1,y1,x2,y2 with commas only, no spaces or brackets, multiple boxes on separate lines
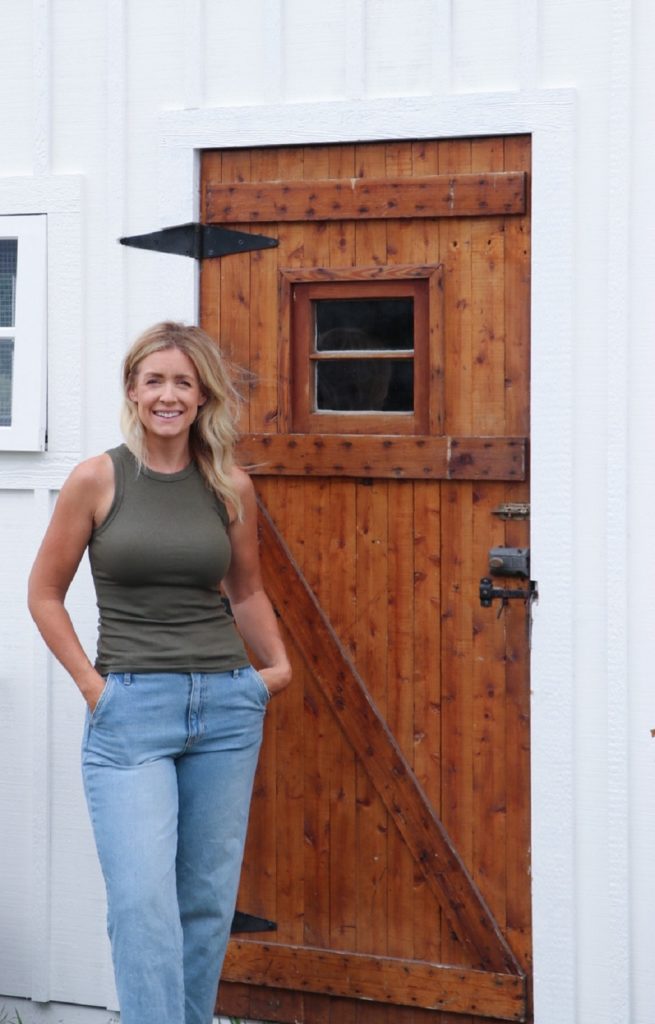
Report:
200,136,532,1024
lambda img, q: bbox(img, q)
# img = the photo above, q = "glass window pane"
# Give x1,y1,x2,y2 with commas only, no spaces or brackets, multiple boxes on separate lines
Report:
315,297,414,351
0,339,14,426
0,239,18,327
316,358,413,412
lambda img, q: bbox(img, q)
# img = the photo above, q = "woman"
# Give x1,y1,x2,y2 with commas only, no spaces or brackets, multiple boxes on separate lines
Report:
28,322,291,1024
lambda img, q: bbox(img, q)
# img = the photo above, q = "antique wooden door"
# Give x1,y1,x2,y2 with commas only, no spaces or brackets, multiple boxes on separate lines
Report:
200,136,532,1024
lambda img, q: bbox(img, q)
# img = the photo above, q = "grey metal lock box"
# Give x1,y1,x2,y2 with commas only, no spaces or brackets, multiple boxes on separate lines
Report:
488,547,530,578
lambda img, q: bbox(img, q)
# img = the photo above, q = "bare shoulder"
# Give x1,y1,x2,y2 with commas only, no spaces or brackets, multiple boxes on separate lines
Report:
64,453,114,497
58,453,115,527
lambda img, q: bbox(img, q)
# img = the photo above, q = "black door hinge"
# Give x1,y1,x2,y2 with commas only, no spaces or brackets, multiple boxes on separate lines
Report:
230,909,277,934
119,222,278,259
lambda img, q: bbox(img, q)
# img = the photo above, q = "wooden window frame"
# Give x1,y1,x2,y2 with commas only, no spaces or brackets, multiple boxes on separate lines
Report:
279,264,443,436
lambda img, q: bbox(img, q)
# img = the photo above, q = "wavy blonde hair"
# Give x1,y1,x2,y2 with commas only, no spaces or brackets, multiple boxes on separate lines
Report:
120,322,244,519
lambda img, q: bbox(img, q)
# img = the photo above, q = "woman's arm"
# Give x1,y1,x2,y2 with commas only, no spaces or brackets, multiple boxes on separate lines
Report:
27,455,113,712
222,468,291,696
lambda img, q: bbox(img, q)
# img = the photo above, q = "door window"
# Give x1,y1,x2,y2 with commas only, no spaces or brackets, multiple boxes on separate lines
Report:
285,268,440,434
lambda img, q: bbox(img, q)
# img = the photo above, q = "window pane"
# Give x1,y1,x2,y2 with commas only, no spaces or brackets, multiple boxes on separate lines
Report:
0,239,18,327
0,339,14,426
315,298,414,351
316,358,413,412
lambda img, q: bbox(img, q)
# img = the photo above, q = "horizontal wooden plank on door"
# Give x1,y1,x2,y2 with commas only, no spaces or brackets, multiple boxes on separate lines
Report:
206,173,527,222
223,942,526,1021
237,434,527,480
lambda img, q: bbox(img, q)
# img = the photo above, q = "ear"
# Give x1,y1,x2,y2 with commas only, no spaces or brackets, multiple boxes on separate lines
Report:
197,392,208,407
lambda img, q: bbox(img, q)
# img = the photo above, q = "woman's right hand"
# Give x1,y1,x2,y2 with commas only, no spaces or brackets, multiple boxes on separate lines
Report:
78,667,108,714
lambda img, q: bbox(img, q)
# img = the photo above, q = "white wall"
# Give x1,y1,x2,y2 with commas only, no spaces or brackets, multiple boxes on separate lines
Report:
0,1,650,1022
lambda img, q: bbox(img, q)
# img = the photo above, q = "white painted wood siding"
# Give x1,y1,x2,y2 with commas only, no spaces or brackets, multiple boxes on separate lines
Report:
0,2,651,1023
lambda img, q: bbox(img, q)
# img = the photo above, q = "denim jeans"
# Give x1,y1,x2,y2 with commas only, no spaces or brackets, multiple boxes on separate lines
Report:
81,667,269,1024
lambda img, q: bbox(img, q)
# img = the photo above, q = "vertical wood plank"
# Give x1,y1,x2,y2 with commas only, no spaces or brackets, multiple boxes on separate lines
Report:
438,135,476,1024
300,145,334,1024
325,140,360,1024
199,150,222,345
352,140,390,1024
266,475,307,1024
471,480,508,926
384,140,420,1024
249,148,281,433
412,478,443,974
326,479,359,1024
470,138,506,434
502,134,532,985
439,139,473,436
219,149,252,431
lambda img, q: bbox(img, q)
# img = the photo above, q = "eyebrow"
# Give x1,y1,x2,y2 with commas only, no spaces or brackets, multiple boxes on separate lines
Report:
143,372,195,381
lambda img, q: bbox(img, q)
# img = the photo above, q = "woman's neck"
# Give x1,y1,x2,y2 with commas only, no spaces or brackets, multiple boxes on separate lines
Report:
142,435,192,474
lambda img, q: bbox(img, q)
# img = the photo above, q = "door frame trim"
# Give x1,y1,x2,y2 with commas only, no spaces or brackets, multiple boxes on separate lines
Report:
157,90,578,1023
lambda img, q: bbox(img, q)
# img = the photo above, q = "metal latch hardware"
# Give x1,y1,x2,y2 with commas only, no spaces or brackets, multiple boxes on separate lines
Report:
119,222,278,260
488,546,530,579
479,577,538,618
491,502,530,520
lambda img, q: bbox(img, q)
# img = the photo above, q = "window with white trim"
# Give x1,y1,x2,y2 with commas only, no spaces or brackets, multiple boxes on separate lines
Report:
0,215,47,451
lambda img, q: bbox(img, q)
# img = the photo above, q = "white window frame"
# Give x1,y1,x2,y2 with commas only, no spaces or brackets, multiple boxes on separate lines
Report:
0,214,47,451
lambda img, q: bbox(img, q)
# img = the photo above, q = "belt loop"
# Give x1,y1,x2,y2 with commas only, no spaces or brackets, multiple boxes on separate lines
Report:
233,668,241,678
123,672,132,686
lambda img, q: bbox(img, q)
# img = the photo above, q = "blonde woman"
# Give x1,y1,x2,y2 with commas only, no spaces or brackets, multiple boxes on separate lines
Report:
28,322,291,1024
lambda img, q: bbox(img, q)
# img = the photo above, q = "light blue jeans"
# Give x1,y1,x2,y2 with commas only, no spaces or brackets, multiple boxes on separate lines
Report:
81,667,269,1024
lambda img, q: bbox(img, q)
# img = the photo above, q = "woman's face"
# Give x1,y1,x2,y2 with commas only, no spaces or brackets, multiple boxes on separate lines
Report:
128,347,207,442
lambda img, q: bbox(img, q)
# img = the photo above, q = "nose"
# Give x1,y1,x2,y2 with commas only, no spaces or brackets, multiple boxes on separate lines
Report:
160,380,177,402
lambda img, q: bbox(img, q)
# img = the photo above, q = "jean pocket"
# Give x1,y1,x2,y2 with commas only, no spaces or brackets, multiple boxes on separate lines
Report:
250,667,272,705
90,674,116,723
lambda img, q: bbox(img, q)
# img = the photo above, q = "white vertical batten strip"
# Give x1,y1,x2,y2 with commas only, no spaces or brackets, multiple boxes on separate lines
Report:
606,0,632,1021
100,0,127,1005
276,0,288,102
31,0,52,1000
529,96,578,1024
518,0,540,92
32,0,51,175
344,0,366,99
103,0,128,410
183,0,205,110
432,0,452,95
182,0,206,314
30,491,53,1002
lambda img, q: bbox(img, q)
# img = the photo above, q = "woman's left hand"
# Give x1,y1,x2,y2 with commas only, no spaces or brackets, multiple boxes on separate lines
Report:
223,468,292,700
257,662,292,698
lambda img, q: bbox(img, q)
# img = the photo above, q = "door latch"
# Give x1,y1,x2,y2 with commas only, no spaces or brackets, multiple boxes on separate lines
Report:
479,576,538,616
479,545,537,616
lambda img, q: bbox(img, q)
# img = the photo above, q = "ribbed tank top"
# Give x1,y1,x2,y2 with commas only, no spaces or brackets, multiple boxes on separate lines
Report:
88,444,248,675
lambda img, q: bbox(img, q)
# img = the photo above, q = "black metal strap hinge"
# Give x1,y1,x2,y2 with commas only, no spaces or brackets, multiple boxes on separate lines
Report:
119,222,278,259
230,909,277,934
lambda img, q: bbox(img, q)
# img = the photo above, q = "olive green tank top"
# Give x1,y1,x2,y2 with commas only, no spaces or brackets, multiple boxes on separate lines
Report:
89,444,248,675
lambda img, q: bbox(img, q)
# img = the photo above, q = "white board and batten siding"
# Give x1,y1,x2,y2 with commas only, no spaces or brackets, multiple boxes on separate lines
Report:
0,2,653,1023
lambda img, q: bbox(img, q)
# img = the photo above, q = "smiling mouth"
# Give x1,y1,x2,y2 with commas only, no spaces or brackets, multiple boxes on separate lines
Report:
154,411,182,418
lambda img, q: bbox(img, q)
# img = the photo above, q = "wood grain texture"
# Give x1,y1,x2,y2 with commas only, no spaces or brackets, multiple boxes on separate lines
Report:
237,433,526,480
223,941,527,1020
254,499,523,979
205,136,533,1024
206,172,527,222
